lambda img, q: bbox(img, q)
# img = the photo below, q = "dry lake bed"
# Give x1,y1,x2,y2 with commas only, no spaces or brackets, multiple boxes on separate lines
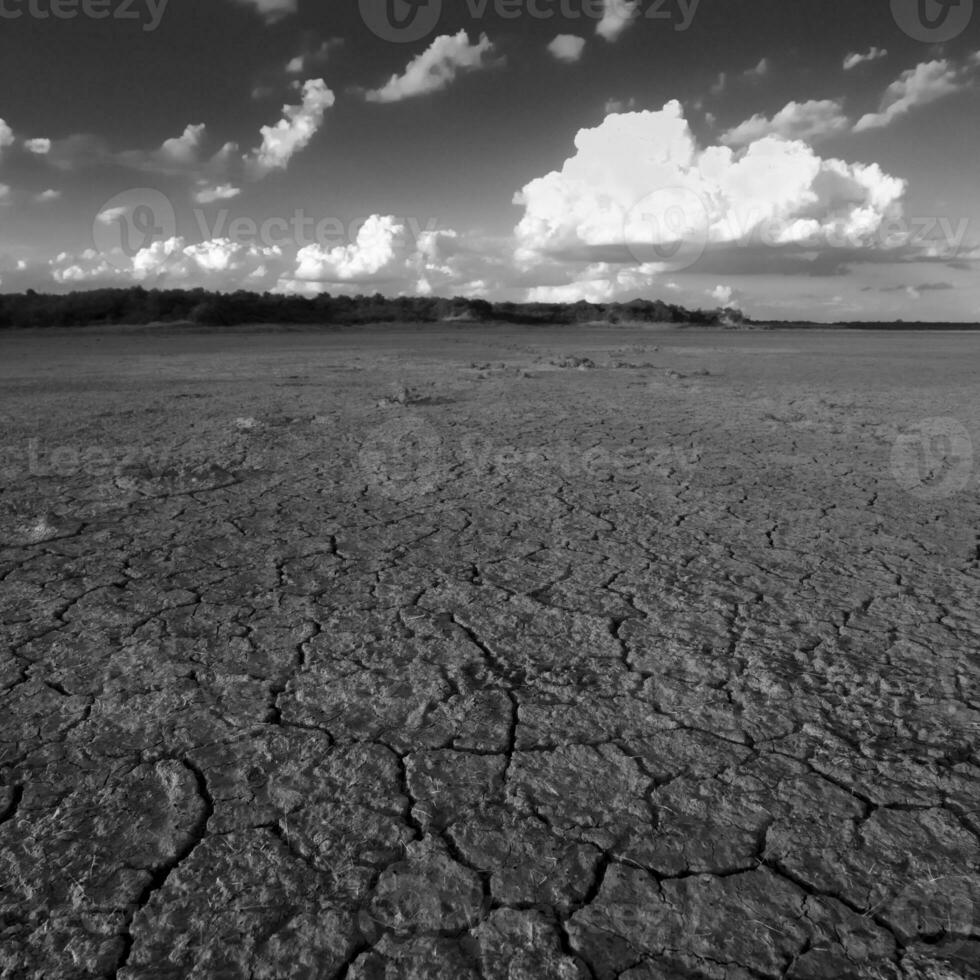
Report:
1,324,978,979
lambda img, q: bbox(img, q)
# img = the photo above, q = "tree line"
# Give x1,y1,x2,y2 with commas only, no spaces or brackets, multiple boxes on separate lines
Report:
0,287,746,330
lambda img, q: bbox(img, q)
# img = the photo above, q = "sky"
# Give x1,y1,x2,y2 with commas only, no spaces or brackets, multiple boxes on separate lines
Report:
0,0,978,321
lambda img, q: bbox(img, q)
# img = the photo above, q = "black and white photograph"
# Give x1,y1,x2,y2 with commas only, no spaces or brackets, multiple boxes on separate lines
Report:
1,1,979,977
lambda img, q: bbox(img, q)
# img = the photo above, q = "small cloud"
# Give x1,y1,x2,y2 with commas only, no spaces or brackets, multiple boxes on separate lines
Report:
596,0,639,42
710,72,727,96
744,58,770,80
844,47,887,71
548,34,586,64
229,0,296,23
0,119,14,158
855,58,969,132
365,31,501,104
34,189,61,203
709,284,735,306
246,78,335,177
194,183,242,204
25,137,51,155
721,99,850,146
96,205,129,226
286,37,342,75
159,123,207,165
604,96,637,114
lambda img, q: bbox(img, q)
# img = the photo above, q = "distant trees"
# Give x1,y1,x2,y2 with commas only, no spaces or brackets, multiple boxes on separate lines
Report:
0,286,744,330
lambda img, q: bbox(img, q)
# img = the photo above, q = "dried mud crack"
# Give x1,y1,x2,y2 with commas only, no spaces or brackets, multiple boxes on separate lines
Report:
1,325,978,979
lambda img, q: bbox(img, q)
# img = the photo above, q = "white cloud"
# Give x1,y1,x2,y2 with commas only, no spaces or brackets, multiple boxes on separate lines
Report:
34,189,61,203
366,31,499,104
514,101,906,270
52,237,284,289
709,284,735,306
96,206,128,226
246,78,335,177
24,138,50,155
292,215,408,283
159,123,207,164
844,47,887,71
548,34,587,63
604,97,637,114
0,183,10,201
114,123,233,179
596,0,639,42
0,119,14,158
279,215,491,296
721,100,850,146
230,0,296,22
286,38,341,75
744,58,770,80
855,59,967,132
194,183,242,204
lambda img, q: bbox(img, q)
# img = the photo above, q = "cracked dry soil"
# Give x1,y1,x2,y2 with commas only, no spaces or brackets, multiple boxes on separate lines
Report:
1,324,978,980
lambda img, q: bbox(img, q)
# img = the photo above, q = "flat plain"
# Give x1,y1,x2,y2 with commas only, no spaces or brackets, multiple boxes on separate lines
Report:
1,324,978,979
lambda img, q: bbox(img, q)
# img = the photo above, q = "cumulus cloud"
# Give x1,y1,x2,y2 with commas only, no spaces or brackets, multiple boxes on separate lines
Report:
230,0,296,22
365,32,500,103
0,183,10,201
855,59,968,131
246,78,335,177
24,138,50,155
548,35,587,63
721,100,850,146
596,0,639,42
278,215,494,296
709,284,736,306
52,237,284,290
844,47,887,71
744,58,770,80
514,101,907,276
34,189,61,203
159,124,207,164
292,215,407,282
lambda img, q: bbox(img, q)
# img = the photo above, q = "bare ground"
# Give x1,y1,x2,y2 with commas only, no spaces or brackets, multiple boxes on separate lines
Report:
1,324,978,979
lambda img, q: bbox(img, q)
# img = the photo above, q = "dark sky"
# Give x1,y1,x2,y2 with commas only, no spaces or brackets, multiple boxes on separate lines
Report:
0,0,977,320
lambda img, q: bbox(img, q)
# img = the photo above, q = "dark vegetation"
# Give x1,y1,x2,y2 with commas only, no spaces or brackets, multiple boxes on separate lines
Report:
0,287,746,329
